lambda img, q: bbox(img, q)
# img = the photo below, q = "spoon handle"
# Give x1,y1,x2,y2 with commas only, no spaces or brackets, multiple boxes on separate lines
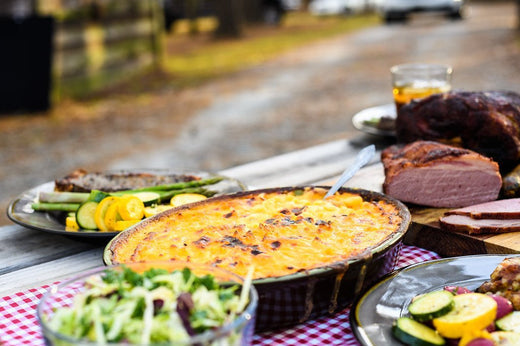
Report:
324,144,376,199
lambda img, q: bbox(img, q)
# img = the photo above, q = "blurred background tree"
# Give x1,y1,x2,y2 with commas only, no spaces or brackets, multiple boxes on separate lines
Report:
185,0,200,34
214,0,243,38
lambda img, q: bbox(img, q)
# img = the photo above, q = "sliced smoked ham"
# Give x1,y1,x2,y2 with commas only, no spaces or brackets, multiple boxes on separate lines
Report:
382,141,502,208
440,198,520,234
439,214,520,235
444,198,520,219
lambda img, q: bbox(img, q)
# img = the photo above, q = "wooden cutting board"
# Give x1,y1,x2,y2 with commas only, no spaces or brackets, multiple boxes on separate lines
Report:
339,163,520,257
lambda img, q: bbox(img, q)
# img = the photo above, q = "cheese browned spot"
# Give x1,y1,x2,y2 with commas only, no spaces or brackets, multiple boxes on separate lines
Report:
109,187,404,279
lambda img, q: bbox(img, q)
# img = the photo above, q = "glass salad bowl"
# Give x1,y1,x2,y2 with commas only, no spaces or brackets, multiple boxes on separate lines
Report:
37,261,258,346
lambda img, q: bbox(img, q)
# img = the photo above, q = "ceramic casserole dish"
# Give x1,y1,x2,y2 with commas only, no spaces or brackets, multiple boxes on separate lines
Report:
104,186,411,331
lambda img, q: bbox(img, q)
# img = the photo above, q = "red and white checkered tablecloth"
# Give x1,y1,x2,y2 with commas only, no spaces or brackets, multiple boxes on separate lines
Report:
0,245,440,346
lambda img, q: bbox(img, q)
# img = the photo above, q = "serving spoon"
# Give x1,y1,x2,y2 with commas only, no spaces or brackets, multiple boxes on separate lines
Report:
323,144,376,199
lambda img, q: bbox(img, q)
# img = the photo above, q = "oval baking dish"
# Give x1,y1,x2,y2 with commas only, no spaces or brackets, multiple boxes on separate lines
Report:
104,186,411,331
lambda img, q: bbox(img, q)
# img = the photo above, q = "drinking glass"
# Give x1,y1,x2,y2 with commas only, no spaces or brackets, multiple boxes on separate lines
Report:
391,63,453,111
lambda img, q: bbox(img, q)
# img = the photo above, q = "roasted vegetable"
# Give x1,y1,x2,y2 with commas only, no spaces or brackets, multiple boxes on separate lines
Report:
501,163,520,198
408,290,454,322
393,317,446,346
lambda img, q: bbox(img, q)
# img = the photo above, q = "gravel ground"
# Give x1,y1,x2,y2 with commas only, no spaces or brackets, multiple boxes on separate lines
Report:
2,2,520,226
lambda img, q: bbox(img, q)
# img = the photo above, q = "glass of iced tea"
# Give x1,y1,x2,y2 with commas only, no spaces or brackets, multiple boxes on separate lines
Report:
391,63,452,112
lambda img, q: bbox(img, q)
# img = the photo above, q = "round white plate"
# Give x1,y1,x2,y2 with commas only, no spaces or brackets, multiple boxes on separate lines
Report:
7,169,246,239
352,104,397,137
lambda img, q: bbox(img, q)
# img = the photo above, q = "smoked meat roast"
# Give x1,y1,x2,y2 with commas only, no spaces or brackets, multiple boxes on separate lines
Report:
395,90,520,172
382,141,502,208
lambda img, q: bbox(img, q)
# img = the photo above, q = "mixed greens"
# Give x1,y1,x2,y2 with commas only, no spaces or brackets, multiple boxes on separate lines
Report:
44,265,252,345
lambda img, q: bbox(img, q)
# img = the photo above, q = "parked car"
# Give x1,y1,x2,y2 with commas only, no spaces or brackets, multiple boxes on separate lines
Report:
281,0,302,11
309,0,368,16
376,0,464,23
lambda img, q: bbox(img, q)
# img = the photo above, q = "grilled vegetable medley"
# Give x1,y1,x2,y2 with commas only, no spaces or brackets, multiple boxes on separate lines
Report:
393,286,520,346
32,176,223,232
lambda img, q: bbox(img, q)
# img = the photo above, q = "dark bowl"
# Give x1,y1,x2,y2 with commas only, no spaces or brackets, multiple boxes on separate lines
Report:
104,186,411,331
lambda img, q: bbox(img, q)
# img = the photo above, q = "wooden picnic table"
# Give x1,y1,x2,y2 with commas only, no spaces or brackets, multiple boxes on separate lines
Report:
3,133,518,297
1,135,391,297
0,134,515,345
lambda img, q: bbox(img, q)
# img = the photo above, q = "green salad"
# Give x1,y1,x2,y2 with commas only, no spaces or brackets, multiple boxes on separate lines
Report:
45,266,252,344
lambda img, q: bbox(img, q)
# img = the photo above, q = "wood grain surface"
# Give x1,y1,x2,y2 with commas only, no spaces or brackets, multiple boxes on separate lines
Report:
3,139,518,296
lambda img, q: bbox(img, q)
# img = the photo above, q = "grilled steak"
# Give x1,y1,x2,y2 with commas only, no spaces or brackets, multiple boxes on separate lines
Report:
382,140,502,208
396,90,520,172
477,257,520,310
54,169,200,192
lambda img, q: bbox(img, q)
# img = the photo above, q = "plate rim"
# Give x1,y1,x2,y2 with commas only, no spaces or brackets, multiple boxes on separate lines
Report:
7,169,246,239
352,103,397,137
350,253,520,346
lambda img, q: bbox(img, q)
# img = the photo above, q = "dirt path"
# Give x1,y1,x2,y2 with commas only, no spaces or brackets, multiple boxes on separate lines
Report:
2,2,520,226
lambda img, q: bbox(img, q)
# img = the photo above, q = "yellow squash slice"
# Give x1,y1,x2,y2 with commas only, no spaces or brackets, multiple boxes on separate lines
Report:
433,293,497,339
104,201,123,232
95,196,120,232
65,214,79,231
118,195,145,221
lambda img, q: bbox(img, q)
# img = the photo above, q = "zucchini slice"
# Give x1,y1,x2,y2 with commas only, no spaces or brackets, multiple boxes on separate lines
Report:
88,190,110,203
496,311,520,332
129,191,161,206
170,193,208,207
144,204,174,218
393,317,445,346
76,201,99,230
409,290,454,322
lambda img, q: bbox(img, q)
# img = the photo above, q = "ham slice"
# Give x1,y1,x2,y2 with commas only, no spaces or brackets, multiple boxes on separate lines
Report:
444,198,520,219
382,141,502,208
440,198,520,234
439,214,520,235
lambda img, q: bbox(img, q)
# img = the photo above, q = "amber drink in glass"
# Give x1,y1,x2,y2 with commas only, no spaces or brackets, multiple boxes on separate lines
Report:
391,63,452,111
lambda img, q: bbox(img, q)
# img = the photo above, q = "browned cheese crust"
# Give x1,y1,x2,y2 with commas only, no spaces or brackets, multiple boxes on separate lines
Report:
106,187,409,280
